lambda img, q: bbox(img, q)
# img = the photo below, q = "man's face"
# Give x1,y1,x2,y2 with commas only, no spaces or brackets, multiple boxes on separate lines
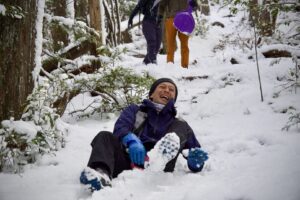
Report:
150,82,176,105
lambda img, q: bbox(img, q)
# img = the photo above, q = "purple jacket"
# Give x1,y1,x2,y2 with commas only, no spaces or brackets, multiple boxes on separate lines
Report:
113,99,200,150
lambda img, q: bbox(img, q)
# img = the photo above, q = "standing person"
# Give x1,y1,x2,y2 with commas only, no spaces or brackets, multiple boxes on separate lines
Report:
79,78,209,191
157,0,198,68
128,0,162,65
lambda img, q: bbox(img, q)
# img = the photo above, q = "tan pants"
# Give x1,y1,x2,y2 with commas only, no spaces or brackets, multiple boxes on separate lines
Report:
165,18,189,68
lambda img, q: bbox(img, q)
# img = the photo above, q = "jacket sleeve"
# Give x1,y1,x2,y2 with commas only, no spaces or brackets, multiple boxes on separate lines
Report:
130,0,147,18
113,104,140,140
167,118,201,149
183,122,201,149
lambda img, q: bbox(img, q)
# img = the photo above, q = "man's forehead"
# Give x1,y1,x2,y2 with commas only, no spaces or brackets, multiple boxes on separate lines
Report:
157,82,176,88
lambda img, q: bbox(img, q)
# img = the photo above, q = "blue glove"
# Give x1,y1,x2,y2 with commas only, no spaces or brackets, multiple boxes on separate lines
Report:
187,148,208,172
122,133,146,166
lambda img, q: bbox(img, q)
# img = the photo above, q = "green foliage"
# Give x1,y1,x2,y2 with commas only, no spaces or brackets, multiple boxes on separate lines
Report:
225,0,297,17
119,0,137,20
31,132,46,146
282,112,300,132
96,67,155,110
0,134,26,173
0,4,25,19
0,122,49,173
70,66,155,118
275,58,300,94
224,0,298,36
0,0,154,171
0,56,154,172
72,21,100,43
49,21,69,52
97,46,128,67
4,131,28,151
194,17,209,38
210,0,220,4
43,14,101,57
0,78,66,172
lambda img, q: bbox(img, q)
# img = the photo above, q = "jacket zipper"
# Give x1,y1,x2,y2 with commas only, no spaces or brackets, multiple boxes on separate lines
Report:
153,111,160,135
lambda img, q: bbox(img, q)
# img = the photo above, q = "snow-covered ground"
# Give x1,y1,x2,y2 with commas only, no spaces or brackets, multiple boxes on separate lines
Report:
1,4,300,200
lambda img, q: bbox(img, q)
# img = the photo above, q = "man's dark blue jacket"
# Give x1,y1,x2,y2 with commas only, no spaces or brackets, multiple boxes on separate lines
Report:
113,99,200,151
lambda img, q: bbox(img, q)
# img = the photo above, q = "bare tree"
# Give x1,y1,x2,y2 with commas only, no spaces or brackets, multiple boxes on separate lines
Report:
103,0,117,46
0,1,38,122
114,0,122,43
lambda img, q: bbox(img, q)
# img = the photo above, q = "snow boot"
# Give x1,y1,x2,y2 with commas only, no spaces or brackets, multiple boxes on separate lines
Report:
80,167,111,192
146,132,180,171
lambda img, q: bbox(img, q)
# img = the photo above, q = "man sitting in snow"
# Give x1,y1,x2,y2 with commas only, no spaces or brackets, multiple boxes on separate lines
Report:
80,78,209,191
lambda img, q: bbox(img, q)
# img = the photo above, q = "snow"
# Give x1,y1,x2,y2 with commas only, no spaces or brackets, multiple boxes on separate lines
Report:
1,4,300,200
66,0,75,19
33,0,45,86
1,120,40,140
0,4,6,15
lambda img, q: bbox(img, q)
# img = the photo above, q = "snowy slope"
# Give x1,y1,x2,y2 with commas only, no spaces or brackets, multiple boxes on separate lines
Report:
1,4,300,200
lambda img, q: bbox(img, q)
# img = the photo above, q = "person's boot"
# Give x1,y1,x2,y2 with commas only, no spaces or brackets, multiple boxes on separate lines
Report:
146,132,180,171
80,167,111,191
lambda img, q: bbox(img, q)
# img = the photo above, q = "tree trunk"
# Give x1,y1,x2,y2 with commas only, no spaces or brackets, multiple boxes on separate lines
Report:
108,0,117,46
114,0,122,44
248,0,278,36
161,14,168,54
103,0,116,46
88,0,103,45
75,0,89,23
259,0,278,36
50,0,69,52
249,0,259,27
88,0,101,31
0,0,37,122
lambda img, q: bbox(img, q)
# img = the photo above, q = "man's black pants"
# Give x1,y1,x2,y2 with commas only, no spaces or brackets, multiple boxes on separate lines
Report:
86,131,182,178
